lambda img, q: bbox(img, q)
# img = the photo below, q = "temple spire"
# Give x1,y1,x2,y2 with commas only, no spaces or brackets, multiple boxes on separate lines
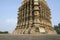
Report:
13,0,56,34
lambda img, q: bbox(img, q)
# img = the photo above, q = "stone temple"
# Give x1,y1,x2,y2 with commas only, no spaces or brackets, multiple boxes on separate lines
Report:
13,0,56,34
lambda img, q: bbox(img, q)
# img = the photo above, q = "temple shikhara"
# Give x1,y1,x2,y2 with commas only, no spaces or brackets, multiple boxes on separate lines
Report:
13,0,56,34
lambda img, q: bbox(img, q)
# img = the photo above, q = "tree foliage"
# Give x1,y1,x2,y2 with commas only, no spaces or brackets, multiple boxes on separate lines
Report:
54,23,60,34
0,31,9,34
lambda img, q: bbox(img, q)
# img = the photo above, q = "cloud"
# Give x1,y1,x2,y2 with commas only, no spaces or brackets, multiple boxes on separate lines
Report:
5,18,17,25
5,18,17,33
0,22,1,26
0,18,17,30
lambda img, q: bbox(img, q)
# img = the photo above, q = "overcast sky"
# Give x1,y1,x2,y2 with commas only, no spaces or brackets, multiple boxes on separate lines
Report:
0,0,60,33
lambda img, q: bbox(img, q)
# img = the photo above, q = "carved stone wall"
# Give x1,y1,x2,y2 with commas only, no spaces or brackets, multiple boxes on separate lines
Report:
13,0,56,34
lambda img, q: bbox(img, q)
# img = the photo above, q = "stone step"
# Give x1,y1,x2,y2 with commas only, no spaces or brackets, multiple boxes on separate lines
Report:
0,34,60,40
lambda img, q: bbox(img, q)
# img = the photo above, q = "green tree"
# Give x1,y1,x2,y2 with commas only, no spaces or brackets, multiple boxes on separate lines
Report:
0,31,9,34
54,23,60,34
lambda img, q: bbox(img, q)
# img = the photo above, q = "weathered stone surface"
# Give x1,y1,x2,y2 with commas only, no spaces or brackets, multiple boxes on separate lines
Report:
0,34,60,40
13,0,57,34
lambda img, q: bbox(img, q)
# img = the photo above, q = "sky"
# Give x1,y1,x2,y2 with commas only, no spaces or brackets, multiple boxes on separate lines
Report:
0,0,60,33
